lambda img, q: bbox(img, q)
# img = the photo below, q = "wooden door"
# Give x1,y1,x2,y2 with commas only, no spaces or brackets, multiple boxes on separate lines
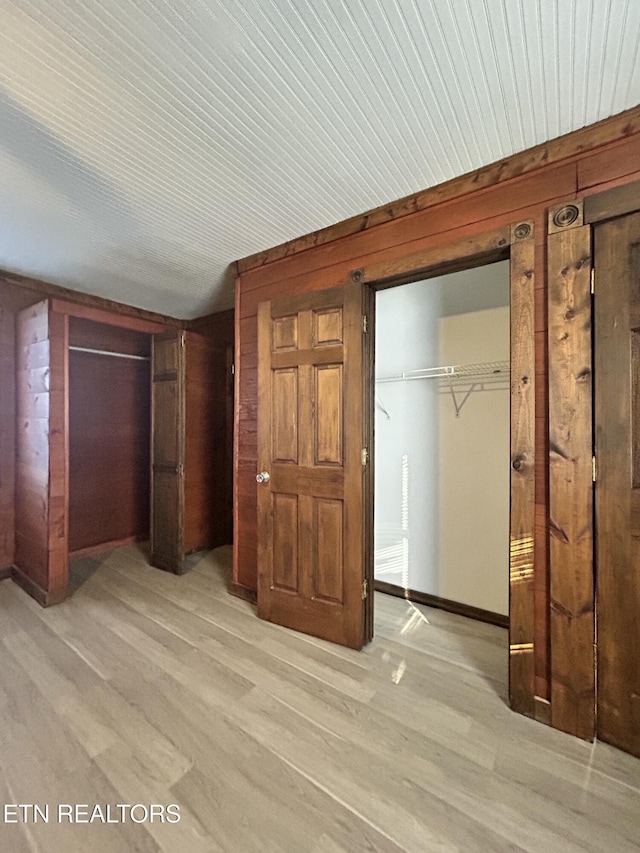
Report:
151,330,185,573
594,210,640,758
256,283,373,649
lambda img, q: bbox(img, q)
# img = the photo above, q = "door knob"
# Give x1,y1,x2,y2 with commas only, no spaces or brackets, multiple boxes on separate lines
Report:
256,471,271,484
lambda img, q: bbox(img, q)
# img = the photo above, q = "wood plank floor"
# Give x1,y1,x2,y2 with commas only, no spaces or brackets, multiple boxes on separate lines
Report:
1,545,639,852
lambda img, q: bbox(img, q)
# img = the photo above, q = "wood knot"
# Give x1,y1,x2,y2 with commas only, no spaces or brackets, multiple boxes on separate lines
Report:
576,367,591,382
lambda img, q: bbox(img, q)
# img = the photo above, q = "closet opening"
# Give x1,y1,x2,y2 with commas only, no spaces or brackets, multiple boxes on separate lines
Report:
373,260,510,696
68,317,152,589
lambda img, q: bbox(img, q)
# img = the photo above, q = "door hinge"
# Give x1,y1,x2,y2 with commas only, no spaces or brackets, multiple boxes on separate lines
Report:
592,455,597,483
180,331,186,347
361,447,369,466
362,314,368,334
178,464,184,477
362,579,368,599
591,268,595,295
231,362,235,375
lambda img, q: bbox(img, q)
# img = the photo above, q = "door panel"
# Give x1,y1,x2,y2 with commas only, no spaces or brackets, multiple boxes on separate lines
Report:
595,211,640,758
151,330,185,574
257,283,371,649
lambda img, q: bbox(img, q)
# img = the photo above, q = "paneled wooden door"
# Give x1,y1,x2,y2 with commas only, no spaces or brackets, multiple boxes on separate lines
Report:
594,210,640,758
151,329,185,574
256,282,373,649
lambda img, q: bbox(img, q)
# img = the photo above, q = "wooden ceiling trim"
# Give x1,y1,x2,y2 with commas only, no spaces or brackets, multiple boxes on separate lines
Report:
238,163,575,294
0,270,180,328
50,299,168,335
237,105,640,275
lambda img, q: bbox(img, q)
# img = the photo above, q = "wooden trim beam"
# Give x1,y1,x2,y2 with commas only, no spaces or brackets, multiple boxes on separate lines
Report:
50,298,169,334
1,270,180,327
350,227,511,287
237,105,640,274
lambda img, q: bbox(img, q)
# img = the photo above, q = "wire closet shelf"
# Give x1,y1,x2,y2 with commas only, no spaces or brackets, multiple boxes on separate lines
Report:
375,360,510,418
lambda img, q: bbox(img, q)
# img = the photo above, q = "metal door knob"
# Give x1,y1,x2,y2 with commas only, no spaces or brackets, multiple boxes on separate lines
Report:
256,471,271,484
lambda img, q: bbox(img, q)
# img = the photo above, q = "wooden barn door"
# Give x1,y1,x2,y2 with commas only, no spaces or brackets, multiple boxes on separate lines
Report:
594,210,640,758
256,283,373,649
151,329,185,573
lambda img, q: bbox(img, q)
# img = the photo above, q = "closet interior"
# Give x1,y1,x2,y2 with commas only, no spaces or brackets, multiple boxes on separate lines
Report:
68,317,151,557
374,260,510,626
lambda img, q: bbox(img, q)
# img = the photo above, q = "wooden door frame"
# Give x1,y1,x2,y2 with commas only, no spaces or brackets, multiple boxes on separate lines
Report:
52,303,165,598
547,178,640,740
350,221,536,715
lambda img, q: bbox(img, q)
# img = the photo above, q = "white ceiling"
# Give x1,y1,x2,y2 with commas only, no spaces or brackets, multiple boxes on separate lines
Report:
0,0,638,319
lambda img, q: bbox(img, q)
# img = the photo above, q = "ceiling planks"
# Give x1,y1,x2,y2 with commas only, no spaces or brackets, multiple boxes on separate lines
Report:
0,0,638,317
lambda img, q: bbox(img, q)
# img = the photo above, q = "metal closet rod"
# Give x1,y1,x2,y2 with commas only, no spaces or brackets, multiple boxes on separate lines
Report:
69,345,150,362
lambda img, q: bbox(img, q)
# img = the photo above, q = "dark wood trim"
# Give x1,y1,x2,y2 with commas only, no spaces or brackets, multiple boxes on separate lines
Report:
68,536,141,560
0,567,12,581
547,218,595,741
352,226,511,288
232,277,243,587
51,298,168,334
228,581,257,605
0,270,180,327
534,696,552,726
373,581,508,628
11,566,69,607
509,228,537,718
237,105,640,273
584,178,640,225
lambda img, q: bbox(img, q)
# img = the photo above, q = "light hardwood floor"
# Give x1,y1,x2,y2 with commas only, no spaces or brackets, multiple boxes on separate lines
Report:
0,545,639,852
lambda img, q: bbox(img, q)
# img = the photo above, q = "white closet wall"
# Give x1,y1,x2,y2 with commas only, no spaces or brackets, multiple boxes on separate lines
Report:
374,262,510,616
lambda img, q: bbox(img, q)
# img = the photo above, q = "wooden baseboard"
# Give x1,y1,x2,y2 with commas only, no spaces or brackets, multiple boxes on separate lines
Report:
0,566,12,581
11,566,68,607
374,580,509,628
534,696,552,725
69,535,141,560
228,581,257,605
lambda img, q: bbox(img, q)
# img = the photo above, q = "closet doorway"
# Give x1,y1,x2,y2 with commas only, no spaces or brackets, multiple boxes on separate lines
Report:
68,317,152,564
373,262,510,690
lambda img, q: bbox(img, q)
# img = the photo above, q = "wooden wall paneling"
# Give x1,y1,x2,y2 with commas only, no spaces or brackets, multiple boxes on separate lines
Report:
0,303,16,569
577,133,640,191
509,224,537,717
15,300,50,604
238,104,640,274
68,316,151,356
184,330,233,553
47,309,69,599
238,195,577,326
67,351,151,553
151,330,186,574
240,166,576,300
547,208,595,741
